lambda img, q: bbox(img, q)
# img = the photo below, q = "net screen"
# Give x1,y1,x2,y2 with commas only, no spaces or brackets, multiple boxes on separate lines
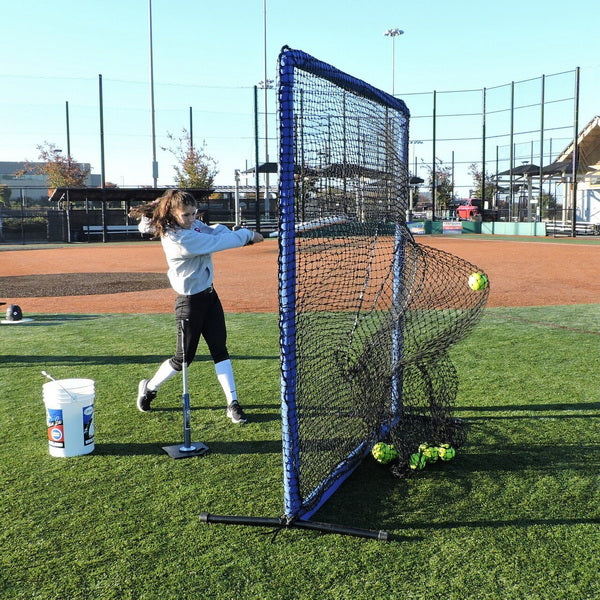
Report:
278,47,488,521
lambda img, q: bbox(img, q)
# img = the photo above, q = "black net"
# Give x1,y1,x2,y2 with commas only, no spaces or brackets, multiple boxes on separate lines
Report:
278,48,488,518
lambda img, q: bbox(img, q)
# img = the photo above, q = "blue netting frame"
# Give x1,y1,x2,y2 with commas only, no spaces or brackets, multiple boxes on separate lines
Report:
277,47,488,523
278,47,411,520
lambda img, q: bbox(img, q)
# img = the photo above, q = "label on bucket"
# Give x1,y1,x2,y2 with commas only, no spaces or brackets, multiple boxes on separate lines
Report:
47,408,65,448
83,405,94,446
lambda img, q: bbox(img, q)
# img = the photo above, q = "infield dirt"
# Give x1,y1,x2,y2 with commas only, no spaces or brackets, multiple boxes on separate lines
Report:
1,237,598,313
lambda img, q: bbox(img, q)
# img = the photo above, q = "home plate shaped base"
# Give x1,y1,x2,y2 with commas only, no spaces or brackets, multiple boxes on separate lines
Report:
162,441,209,459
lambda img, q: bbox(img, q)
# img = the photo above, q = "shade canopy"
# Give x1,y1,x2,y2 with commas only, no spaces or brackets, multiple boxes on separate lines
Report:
242,162,278,175
49,187,213,203
496,164,541,177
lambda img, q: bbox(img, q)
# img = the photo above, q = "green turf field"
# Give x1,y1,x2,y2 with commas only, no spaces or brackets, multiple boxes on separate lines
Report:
1,306,598,600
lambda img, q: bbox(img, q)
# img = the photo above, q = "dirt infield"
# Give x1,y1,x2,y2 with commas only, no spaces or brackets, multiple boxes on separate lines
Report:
1,237,599,314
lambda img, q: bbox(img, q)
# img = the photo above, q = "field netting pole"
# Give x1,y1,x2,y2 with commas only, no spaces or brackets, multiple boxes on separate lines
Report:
278,46,303,520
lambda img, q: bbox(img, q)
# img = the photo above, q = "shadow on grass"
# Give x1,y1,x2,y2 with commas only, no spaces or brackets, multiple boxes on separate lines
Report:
453,446,600,473
401,516,600,531
8,314,103,325
457,402,600,413
94,439,282,456
316,441,600,537
2,354,168,366
2,354,279,366
151,404,280,423
229,354,279,361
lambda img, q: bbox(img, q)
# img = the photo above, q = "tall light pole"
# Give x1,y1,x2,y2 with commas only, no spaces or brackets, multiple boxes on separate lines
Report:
383,28,404,96
65,101,71,165
148,0,158,187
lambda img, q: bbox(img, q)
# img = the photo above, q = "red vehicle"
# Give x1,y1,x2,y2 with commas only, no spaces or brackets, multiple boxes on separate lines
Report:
456,198,481,220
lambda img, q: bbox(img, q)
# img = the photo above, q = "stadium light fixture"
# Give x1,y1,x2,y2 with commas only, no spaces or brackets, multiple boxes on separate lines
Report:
261,0,271,220
383,28,404,96
256,78,274,221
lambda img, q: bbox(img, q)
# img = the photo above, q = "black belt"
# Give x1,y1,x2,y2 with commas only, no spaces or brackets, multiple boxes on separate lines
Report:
179,285,214,300
194,285,214,297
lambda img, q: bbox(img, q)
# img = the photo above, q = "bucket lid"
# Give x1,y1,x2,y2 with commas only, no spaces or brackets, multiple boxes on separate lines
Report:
43,378,95,397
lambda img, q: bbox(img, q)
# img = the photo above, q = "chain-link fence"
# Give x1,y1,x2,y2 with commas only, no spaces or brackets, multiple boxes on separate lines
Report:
403,69,579,220
0,186,277,245
1,67,592,240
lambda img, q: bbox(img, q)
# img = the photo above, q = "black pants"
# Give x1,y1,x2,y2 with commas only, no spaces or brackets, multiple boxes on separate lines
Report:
169,287,229,371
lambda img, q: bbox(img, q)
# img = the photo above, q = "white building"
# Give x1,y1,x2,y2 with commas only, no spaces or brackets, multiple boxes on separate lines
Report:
0,161,99,204
554,116,600,225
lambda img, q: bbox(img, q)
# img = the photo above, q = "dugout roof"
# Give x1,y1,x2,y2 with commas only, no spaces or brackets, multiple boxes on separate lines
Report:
49,187,213,204
242,162,278,174
493,116,600,183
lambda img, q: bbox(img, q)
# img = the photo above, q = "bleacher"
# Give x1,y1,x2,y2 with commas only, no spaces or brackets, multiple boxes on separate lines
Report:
545,221,600,237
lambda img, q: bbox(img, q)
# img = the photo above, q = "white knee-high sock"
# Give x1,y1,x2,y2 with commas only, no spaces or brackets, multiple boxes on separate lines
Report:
214,359,238,405
148,360,178,391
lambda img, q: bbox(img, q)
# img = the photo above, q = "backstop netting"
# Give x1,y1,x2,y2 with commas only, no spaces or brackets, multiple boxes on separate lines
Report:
278,47,489,522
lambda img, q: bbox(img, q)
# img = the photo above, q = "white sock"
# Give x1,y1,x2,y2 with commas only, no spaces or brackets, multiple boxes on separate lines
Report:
148,360,178,391
214,359,238,405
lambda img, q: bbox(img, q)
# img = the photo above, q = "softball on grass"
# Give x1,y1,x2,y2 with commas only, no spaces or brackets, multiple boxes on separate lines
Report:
371,442,399,464
419,443,439,463
468,272,488,291
409,452,427,470
437,443,456,461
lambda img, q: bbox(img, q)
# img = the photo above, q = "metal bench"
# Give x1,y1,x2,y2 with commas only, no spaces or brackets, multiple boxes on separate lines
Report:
545,222,599,236
82,225,142,239
83,225,140,235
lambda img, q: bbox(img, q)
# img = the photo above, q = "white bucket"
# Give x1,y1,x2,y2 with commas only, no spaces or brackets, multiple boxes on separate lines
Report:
43,378,95,457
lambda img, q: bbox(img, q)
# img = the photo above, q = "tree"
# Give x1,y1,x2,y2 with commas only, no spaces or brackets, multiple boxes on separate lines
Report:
16,142,90,189
162,129,218,189
468,163,495,201
0,184,11,207
539,191,559,219
422,161,454,211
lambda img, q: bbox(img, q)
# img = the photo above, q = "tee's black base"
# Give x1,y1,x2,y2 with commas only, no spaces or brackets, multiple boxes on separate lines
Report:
199,512,388,541
162,442,209,459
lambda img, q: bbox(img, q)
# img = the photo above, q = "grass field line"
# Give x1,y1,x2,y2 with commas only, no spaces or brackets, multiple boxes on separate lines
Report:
487,309,600,335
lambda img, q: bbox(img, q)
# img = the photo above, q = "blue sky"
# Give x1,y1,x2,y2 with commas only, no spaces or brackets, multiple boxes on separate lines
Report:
2,0,598,192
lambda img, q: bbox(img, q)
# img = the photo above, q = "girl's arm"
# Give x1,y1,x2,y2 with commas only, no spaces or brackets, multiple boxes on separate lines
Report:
172,225,255,256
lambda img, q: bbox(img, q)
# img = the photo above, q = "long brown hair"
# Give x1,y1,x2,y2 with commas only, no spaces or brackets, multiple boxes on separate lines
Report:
129,189,197,238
